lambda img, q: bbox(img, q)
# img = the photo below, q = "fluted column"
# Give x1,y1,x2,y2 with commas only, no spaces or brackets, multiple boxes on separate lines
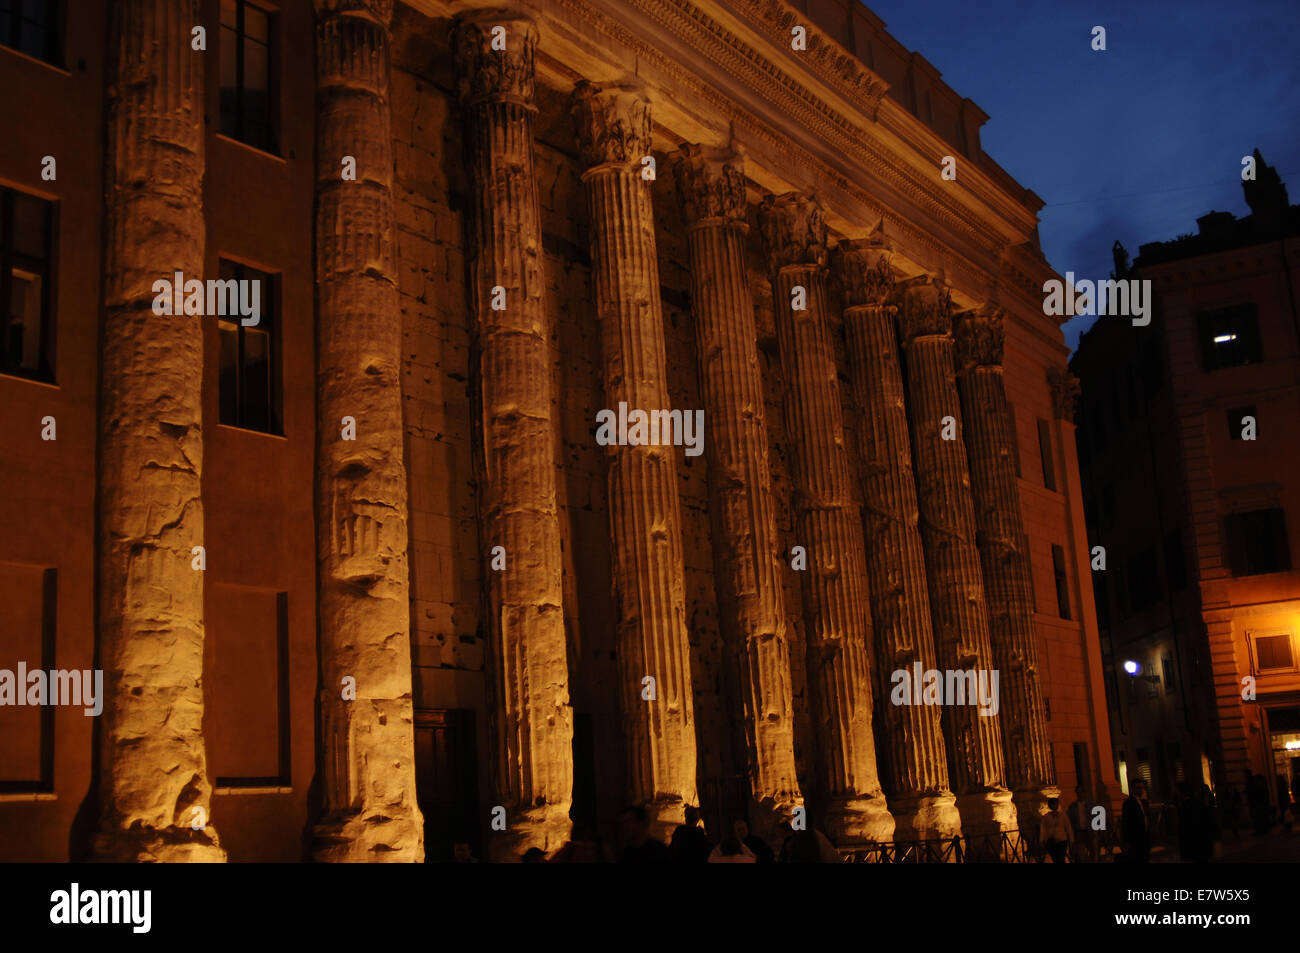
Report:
571,81,698,838
674,144,801,837
311,0,424,863
897,276,1016,837
757,197,892,843
92,0,224,862
954,305,1057,824
455,12,572,859
832,239,961,842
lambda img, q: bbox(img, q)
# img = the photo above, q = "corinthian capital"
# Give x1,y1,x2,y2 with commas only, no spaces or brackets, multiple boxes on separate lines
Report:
757,192,827,272
896,275,953,342
1048,366,1080,422
453,11,537,108
953,306,1005,370
571,81,652,171
674,143,748,227
832,237,894,309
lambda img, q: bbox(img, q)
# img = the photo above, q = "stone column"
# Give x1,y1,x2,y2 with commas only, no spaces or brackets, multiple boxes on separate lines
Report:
757,197,893,843
832,239,961,842
570,81,698,838
897,276,1016,837
674,144,801,837
310,0,424,863
954,305,1058,826
454,12,573,859
92,0,224,863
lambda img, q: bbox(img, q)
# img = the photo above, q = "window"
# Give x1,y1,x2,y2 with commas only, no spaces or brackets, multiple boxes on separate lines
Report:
1052,544,1071,620
217,260,279,434
1254,634,1295,673
1198,303,1262,371
0,187,55,382
220,0,276,153
1135,748,1152,784
1162,654,1177,694
1227,405,1256,440
0,0,61,66
1224,508,1291,576
1163,529,1187,592
1038,418,1057,491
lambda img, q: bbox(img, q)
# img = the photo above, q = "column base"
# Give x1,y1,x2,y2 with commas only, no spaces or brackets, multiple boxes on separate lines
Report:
486,802,572,862
1012,785,1060,833
91,825,227,863
888,792,963,843
825,794,896,844
747,794,804,847
955,788,1018,840
312,809,424,863
645,797,689,847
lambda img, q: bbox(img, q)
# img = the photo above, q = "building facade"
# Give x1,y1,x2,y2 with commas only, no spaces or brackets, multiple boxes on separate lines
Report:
0,0,1115,862
1072,154,1300,815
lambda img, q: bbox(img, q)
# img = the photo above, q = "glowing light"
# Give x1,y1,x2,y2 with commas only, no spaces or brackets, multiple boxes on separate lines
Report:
1287,741,1300,751
1213,333,1237,343
1123,660,1139,675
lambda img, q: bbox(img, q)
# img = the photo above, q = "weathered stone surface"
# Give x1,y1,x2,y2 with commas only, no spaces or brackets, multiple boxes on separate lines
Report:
758,196,892,843
311,0,425,863
955,305,1057,823
571,81,698,839
897,275,1016,837
455,11,574,859
92,0,225,863
833,239,961,841
674,144,801,838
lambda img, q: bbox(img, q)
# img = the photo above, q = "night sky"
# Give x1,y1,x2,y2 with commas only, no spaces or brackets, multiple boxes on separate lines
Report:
864,0,1300,351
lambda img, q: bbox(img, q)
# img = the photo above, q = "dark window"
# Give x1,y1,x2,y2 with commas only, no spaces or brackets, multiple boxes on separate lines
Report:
1038,418,1057,491
220,0,276,153
1127,547,1159,612
1162,654,1177,694
1163,529,1187,592
0,187,55,382
1052,544,1071,620
1198,303,1262,371
1227,405,1256,440
217,260,279,434
1256,635,1294,672
1073,743,1091,793
1224,508,1291,577
0,0,62,66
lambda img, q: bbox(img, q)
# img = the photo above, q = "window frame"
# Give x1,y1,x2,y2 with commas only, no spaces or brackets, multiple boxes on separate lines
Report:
1250,630,1297,676
1198,303,1262,372
0,186,56,383
0,0,64,68
216,258,281,436
219,0,279,155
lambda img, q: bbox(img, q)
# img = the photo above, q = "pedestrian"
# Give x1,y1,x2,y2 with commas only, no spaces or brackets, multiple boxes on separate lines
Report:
1039,797,1073,863
732,818,774,863
616,805,670,863
707,836,756,863
669,806,712,863
1122,780,1151,863
1067,785,1092,861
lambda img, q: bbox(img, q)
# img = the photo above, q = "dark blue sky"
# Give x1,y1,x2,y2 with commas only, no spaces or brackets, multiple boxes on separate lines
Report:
864,0,1300,350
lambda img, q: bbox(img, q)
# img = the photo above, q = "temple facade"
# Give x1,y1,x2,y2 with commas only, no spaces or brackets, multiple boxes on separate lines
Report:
0,0,1116,862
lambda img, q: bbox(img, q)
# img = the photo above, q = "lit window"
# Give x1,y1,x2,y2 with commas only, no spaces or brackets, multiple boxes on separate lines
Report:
1198,304,1261,371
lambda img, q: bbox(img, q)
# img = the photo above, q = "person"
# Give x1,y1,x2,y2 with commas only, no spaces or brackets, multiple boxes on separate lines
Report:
616,805,669,863
1247,773,1271,835
1276,775,1294,832
549,821,610,863
521,847,547,863
708,836,756,863
1039,797,1073,863
1066,785,1092,861
1200,784,1221,859
1177,782,1209,863
1122,780,1151,863
777,822,843,863
732,818,774,863
669,806,712,863
451,840,479,863
1093,784,1115,859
